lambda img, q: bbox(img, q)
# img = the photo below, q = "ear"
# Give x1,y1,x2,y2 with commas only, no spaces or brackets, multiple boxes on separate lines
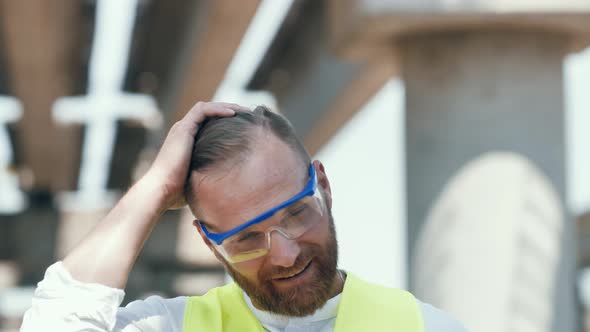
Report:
312,160,332,210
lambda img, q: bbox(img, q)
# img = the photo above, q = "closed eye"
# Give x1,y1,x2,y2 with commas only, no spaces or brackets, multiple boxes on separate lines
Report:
237,232,263,243
280,204,309,226
288,203,310,216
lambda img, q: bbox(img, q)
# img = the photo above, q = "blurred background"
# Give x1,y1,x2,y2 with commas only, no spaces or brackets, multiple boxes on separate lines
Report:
0,0,589,331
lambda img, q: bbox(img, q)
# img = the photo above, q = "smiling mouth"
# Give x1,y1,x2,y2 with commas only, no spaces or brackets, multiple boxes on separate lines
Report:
274,260,312,281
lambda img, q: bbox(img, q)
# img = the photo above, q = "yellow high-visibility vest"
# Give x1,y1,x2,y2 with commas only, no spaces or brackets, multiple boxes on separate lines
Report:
183,273,424,332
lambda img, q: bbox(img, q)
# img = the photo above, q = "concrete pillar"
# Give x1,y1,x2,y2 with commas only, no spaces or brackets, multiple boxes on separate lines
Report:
577,212,590,332
412,152,565,332
401,30,576,331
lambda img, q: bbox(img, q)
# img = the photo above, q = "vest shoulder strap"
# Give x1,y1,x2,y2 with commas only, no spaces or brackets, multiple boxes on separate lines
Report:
334,273,424,332
183,282,263,332
184,274,424,332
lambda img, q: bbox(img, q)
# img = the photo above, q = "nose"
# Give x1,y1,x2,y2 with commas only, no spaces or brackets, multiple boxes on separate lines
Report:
268,231,300,267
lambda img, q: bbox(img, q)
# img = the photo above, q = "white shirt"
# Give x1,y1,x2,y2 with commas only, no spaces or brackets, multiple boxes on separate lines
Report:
20,262,468,332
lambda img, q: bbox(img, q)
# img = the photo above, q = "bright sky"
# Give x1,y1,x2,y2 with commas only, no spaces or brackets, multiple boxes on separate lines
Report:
565,47,590,214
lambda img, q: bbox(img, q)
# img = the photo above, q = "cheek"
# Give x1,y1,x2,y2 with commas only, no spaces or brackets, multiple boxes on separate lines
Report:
287,225,331,258
303,216,332,243
233,260,263,280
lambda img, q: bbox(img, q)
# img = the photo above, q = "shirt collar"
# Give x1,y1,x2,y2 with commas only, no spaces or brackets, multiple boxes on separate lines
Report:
243,290,341,328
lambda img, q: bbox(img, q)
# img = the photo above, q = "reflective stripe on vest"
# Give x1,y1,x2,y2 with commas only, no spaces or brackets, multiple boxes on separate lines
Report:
183,273,424,332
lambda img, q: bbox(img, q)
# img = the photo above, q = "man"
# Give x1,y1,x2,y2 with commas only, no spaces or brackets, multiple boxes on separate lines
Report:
21,102,467,331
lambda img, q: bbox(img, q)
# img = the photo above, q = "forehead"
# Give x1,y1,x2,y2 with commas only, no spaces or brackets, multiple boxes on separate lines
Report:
191,133,307,232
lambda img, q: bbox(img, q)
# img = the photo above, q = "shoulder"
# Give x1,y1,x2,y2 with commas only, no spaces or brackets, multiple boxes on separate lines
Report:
417,300,469,332
114,295,188,332
345,274,468,332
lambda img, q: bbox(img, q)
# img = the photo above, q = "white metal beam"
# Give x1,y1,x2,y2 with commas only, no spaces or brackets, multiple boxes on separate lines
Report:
53,0,161,211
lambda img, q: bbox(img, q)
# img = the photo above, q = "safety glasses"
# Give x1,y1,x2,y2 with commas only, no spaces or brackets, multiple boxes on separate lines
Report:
199,164,325,263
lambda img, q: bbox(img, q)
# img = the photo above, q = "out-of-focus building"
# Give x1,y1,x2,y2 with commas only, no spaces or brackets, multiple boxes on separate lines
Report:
0,0,589,331
323,1,588,331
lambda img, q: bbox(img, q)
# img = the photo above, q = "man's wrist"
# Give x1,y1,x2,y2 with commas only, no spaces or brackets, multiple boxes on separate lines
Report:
131,175,171,216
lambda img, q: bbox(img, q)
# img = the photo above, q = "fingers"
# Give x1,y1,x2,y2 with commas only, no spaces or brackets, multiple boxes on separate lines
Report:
147,101,249,211
186,102,250,120
178,101,250,135
207,102,250,112
184,102,233,124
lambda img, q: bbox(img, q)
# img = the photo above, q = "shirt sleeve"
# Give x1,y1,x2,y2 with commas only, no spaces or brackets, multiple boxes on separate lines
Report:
114,295,186,332
19,262,186,332
418,301,470,332
20,261,126,332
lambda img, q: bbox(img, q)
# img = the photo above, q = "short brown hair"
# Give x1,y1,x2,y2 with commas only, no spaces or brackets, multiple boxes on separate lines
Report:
186,105,311,181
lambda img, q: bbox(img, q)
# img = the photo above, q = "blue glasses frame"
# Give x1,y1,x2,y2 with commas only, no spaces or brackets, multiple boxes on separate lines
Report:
200,164,317,245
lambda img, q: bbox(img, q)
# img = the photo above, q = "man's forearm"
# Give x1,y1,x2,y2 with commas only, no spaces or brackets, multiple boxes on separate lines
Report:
62,176,167,289
60,102,242,289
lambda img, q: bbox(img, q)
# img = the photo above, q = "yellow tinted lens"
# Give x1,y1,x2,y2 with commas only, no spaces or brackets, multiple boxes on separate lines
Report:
229,248,269,263
223,229,266,259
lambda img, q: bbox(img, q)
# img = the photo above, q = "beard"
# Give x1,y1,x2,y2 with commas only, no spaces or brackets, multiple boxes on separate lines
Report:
224,214,339,317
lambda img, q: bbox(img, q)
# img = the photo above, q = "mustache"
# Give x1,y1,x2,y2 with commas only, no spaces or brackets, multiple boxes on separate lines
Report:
259,248,316,281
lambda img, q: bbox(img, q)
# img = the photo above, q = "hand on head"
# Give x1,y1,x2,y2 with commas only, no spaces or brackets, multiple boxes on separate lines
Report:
145,101,250,211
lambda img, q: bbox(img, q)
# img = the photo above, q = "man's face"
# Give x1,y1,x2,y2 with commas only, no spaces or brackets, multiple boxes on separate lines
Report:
188,132,339,316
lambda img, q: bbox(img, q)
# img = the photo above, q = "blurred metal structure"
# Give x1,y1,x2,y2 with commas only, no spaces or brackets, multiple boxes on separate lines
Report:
0,0,588,331
248,0,396,155
0,0,87,192
0,0,261,317
53,0,161,211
